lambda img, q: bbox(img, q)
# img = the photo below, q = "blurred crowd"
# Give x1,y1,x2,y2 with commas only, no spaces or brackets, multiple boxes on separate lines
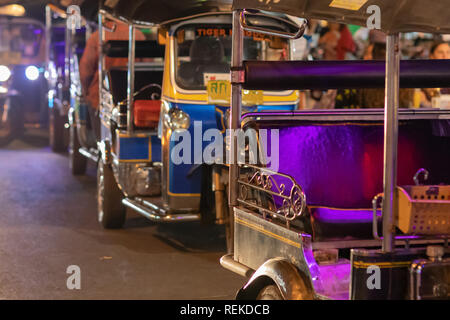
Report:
294,20,450,110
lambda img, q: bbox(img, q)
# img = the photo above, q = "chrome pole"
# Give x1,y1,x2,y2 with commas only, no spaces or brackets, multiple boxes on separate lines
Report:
382,34,400,253
45,5,51,69
229,10,243,206
127,25,136,134
64,13,72,88
98,12,105,111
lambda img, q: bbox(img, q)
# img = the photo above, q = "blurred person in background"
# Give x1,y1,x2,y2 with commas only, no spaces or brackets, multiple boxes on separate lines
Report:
318,23,356,60
430,40,450,59
305,23,356,108
358,42,414,108
80,21,145,138
418,41,450,108
335,40,414,109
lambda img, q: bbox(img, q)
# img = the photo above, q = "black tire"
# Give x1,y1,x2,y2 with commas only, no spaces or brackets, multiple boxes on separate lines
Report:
69,121,87,175
0,96,24,147
256,285,284,300
49,107,67,152
97,160,126,229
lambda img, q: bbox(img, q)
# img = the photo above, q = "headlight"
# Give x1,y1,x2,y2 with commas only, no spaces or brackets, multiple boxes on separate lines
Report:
0,65,11,82
165,107,190,130
25,65,40,81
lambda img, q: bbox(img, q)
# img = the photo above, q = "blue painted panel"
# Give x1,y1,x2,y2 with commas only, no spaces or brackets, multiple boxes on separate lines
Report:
119,136,150,161
151,135,162,162
168,103,220,195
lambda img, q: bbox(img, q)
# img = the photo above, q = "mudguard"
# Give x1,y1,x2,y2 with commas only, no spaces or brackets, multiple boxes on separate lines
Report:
236,258,315,300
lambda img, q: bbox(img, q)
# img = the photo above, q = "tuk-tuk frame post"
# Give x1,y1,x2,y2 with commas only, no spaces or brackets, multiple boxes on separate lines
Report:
229,10,244,207
98,12,105,112
45,5,51,70
127,25,136,134
64,18,73,88
382,33,400,253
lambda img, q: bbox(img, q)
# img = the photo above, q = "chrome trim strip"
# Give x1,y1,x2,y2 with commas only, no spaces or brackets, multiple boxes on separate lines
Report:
122,198,200,222
78,147,99,162
312,237,448,250
241,109,450,125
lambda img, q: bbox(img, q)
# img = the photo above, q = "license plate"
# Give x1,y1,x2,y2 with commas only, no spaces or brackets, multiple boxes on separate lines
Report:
207,80,264,106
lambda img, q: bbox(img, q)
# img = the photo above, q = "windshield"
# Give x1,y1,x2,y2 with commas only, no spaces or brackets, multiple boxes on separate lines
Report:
0,22,45,63
175,24,290,90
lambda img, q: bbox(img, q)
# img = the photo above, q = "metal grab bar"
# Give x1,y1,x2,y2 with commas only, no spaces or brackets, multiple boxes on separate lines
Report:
103,23,117,33
118,83,162,105
372,193,383,240
239,9,307,39
413,168,429,186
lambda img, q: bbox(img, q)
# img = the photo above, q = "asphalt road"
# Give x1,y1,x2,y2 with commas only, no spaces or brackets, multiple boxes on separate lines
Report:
0,129,243,299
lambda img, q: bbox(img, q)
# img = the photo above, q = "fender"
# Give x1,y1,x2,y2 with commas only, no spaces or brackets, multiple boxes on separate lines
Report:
236,258,315,300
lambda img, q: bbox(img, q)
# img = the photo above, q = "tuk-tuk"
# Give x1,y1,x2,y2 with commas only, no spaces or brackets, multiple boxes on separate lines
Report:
72,0,301,251
45,4,91,152
221,0,450,299
0,14,47,146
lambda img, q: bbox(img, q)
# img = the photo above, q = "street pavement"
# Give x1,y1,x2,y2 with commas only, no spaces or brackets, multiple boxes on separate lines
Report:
0,129,243,299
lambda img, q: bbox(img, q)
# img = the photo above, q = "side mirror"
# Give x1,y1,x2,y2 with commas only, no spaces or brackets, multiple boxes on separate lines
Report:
240,9,307,40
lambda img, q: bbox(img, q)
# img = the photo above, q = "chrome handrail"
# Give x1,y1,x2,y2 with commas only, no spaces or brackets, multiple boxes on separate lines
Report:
372,193,383,240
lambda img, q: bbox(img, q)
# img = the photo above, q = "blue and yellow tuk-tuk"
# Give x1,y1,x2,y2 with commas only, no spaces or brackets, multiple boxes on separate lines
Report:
221,0,450,299
45,4,91,152
77,0,301,251
0,11,47,146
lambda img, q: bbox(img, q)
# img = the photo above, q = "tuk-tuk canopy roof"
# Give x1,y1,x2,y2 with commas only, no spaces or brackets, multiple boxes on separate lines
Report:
233,0,450,34
101,0,233,26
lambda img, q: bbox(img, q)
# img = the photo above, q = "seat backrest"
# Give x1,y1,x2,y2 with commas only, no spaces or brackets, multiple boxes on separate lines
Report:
259,119,450,209
107,67,163,103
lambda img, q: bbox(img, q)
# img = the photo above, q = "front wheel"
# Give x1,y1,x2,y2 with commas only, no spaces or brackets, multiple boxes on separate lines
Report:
0,96,24,147
97,160,126,229
69,120,87,175
256,285,284,300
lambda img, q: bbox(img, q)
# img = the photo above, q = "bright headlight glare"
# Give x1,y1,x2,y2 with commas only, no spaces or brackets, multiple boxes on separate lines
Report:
25,65,39,81
165,107,190,130
0,65,11,81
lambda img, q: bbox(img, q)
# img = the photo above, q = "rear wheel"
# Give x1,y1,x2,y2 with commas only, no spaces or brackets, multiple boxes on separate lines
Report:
49,107,67,152
69,120,87,175
97,160,126,229
0,96,24,147
256,285,284,300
